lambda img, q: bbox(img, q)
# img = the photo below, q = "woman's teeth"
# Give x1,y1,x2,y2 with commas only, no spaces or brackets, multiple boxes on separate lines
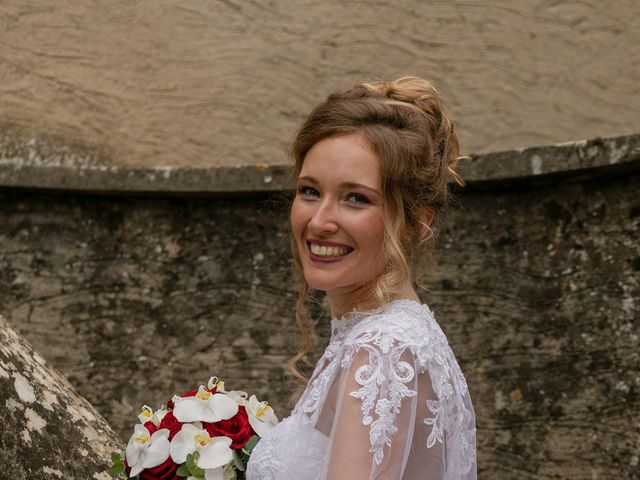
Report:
310,243,351,257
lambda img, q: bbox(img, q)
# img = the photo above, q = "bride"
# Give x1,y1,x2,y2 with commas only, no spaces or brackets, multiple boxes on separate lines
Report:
246,76,477,479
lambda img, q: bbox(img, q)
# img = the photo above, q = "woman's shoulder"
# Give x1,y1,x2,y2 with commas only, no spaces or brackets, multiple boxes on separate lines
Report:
343,299,449,346
337,299,460,376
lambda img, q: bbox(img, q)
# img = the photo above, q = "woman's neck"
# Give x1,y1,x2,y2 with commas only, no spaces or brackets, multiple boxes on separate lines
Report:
327,282,420,319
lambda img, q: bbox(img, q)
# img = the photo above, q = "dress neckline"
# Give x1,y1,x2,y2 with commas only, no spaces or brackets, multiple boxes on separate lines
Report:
329,298,424,338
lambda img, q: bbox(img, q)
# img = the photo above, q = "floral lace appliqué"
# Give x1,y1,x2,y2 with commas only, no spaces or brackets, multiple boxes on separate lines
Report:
341,300,476,474
347,332,418,465
294,343,340,422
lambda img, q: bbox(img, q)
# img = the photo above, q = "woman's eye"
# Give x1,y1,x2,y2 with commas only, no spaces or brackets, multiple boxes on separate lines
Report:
347,193,370,205
298,186,320,198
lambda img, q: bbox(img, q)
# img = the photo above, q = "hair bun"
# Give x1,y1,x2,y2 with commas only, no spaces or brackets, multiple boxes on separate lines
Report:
361,77,466,187
359,77,441,110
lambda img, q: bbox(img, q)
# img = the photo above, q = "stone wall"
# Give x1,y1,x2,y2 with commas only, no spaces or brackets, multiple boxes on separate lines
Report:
1,133,639,478
1,1,638,168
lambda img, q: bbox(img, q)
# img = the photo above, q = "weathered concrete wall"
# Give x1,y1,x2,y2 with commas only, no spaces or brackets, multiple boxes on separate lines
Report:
0,1,638,168
0,134,638,479
0,314,122,479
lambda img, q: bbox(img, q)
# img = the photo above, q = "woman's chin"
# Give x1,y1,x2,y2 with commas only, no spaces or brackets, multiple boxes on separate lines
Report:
303,273,344,293
303,269,379,294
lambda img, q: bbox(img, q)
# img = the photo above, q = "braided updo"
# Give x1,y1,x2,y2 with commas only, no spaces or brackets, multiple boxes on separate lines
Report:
287,76,465,388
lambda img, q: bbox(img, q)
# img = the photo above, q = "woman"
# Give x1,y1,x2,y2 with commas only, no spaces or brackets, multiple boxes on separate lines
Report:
246,77,477,479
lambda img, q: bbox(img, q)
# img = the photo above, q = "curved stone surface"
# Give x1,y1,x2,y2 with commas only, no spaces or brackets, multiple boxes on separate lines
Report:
0,314,122,479
0,1,638,167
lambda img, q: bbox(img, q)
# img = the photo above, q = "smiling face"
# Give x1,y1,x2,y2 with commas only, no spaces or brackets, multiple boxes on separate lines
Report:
290,133,386,301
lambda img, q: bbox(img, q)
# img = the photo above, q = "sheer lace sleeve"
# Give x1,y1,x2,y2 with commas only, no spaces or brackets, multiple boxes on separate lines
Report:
321,333,433,479
319,311,476,480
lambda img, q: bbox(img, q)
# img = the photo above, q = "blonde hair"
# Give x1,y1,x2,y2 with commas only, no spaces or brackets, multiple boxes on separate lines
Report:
286,76,465,401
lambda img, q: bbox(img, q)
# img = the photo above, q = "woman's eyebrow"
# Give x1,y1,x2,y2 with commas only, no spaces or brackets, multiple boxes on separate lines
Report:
297,175,317,184
297,176,380,195
340,182,380,195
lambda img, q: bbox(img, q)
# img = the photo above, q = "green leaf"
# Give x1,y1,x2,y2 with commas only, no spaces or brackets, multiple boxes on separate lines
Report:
176,463,191,477
111,452,123,464
233,450,246,472
242,435,259,455
186,453,205,477
189,464,206,477
107,461,125,478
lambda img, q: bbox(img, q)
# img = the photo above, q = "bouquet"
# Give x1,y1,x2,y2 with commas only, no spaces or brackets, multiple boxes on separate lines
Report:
108,376,278,480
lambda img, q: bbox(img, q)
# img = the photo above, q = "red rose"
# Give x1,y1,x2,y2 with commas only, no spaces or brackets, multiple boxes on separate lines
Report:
204,405,253,449
159,411,182,440
143,421,158,435
138,457,179,480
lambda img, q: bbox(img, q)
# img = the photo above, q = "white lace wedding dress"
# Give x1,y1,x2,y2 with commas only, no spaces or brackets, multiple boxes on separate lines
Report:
246,299,477,480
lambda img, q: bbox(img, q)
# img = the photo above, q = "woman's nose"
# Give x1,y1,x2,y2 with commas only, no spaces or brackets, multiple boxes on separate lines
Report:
308,199,338,234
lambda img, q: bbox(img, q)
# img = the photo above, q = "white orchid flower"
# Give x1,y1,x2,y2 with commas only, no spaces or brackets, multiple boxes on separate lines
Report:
170,424,233,480
125,425,171,477
137,404,169,427
151,406,169,426
173,385,238,423
223,463,238,480
225,390,249,407
245,394,278,437
137,405,154,424
208,376,225,392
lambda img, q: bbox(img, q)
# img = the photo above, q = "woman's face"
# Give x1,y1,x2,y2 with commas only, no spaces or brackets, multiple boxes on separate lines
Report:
290,133,386,297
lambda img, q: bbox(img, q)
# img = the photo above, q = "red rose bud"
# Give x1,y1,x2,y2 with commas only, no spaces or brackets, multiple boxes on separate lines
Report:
204,405,253,449
158,411,183,440
138,457,179,480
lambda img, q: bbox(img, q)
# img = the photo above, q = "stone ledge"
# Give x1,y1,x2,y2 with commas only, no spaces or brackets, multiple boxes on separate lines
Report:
1,124,638,196
459,132,640,188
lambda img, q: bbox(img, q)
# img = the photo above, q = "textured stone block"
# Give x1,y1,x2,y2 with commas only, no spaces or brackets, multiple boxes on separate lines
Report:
0,314,122,479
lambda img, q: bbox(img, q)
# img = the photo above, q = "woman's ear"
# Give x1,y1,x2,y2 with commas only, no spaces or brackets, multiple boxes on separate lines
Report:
419,207,435,240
